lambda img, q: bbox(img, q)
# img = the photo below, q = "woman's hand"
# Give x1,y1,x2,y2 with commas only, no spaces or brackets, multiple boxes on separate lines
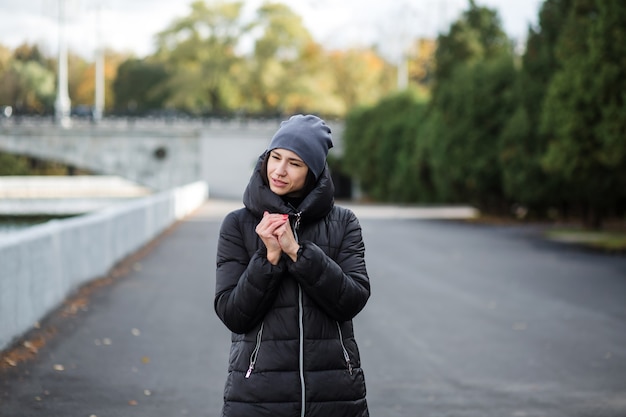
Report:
274,219,300,262
256,211,289,265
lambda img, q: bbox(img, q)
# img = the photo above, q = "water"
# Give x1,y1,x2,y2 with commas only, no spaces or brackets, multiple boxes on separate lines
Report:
0,215,73,235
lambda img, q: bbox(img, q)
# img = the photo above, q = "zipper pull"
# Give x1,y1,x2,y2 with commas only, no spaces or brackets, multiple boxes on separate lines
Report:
347,359,353,375
291,211,302,243
293,211,302,231
246,322,264,379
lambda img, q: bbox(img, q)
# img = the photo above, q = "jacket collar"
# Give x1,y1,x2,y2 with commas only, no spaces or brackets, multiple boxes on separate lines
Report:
243,152,335,223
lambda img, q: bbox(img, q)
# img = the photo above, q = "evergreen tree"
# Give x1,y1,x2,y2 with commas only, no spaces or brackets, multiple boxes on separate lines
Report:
541,0,626,227
342,90,429,202
499,0,573,215
425,0,515,209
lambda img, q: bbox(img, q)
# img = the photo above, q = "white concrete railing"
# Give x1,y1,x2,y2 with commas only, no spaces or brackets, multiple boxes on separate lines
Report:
0,181,208,352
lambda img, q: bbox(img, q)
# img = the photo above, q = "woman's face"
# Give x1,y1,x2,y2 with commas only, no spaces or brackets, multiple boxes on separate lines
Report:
266,148,309,196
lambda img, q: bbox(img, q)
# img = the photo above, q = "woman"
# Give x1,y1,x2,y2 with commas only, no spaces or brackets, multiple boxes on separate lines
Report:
214,114,371,417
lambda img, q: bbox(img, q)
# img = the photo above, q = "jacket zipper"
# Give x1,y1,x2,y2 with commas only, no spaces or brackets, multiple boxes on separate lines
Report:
245,322,264,378
291,211,306,417
336,322,353,375
298,285,306,417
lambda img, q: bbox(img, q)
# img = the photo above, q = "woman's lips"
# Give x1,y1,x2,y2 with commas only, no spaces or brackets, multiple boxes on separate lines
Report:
271,177,287,187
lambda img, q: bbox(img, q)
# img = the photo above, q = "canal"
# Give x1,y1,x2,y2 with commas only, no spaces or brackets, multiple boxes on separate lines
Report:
0,215,74,235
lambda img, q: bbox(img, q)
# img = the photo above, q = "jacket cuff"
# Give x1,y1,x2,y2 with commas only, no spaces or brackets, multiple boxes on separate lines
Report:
256,248,286,271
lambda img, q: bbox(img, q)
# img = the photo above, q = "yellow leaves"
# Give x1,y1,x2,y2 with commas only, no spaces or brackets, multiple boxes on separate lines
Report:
23,340,38,354
0,329,54,370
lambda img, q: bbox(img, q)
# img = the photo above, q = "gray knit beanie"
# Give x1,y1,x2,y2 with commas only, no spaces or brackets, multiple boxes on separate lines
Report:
267,114,333,180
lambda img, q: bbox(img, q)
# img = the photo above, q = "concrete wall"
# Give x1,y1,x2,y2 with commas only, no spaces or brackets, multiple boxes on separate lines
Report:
0,181,208,351
201,123,276,199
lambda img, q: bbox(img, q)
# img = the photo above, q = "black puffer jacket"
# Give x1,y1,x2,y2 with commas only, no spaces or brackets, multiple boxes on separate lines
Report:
215,154,371,417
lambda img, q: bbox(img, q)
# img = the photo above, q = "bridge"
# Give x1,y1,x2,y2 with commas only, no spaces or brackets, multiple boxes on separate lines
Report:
0,117,345,199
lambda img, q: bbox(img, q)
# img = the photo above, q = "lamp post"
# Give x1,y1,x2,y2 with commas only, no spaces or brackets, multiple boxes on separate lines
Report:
93,2,105,123
55,0,71,128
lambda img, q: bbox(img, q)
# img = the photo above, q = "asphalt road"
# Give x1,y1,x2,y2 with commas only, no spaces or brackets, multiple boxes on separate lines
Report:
1,200,625,417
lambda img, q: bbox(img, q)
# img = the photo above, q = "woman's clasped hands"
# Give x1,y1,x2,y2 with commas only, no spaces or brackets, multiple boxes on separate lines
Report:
255,211,300,264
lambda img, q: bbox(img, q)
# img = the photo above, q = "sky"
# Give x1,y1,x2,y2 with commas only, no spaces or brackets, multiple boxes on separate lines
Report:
0,0,544,61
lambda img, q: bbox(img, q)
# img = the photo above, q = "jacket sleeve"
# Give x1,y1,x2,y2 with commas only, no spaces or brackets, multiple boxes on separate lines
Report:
287,209,370,322
214,211,285,334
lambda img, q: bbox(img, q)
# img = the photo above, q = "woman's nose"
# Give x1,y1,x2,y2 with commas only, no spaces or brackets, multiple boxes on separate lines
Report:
275,162,287,176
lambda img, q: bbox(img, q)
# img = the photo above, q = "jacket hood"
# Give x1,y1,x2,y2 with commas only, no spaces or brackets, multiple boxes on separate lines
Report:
243,152,335,222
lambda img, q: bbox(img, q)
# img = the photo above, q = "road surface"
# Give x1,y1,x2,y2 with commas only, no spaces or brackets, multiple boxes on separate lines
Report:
1,200,625,417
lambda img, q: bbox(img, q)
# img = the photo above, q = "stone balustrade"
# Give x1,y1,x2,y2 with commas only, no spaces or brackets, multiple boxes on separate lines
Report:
0,181,208,351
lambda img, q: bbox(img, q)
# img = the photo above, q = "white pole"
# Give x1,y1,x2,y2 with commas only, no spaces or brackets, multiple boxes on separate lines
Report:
55,0,71,127
93,2,104,123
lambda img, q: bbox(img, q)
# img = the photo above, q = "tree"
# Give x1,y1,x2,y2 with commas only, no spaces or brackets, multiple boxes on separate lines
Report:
0,43,55,114
342,90,429,202
407,38,437,93
154,0,248,114
0,153,31,175
428,57,517,208
12,43,52,69
68,52,92,107
425,0,515,209
499,0,573,215
113,58,169,114
326,48,395,116
244,2,318,115
0,60,55,114
0,44,12,105
0,44,11,73
433,0,512,89
541,0,626,228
